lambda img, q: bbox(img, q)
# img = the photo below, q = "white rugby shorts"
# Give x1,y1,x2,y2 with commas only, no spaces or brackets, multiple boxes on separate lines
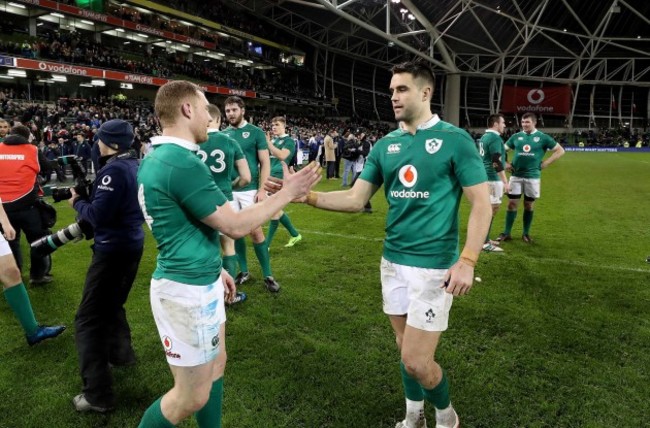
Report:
0,233,11,257
488,180,505,205
232,189,257,211
380,257,453,332
508,176,541,199
150,277,226,367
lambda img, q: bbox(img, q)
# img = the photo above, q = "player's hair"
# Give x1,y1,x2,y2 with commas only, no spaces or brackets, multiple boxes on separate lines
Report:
207,104,221,120
522,112,537,122
224,96,245,109
0,119,8,126
391,60,435,89
487,114,504,128
155,80,202,128
271,116,286,125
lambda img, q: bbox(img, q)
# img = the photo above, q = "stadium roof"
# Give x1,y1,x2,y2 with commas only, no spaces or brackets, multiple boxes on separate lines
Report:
229,0,650,86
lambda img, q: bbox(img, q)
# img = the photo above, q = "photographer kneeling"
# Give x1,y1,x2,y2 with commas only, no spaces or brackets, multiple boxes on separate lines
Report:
68,119,144,413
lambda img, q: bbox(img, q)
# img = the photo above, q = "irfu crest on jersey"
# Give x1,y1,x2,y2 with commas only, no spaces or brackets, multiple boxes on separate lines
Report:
242,132,250,139
425,138,443,154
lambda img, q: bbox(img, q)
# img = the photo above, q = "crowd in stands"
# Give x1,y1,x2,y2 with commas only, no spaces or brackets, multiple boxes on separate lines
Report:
570,128,650,147
0,30,313,98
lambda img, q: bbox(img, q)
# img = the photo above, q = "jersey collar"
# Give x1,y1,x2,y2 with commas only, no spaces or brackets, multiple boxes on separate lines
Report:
485,129,501,135
207,128,220,133
416,114,440,130
237,120,249,129
524,129,539,135
397,114,440,135
151,136,200,152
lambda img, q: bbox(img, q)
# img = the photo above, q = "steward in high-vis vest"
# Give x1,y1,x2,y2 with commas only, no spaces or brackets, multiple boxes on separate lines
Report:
0,125,53,284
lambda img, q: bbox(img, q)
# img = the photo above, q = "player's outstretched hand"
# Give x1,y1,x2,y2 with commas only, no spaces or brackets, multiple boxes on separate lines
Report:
266,162,321,201
221,269,237,304
441,259,474,296
264,176,283,195
282,161,321,201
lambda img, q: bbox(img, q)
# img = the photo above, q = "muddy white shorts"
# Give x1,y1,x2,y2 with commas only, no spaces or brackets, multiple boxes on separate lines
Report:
380,257,453,332
150,277,226,367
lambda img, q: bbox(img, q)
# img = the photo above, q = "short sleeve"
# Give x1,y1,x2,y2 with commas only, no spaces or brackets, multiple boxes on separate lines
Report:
452,134,488,187
256,128,268,151
172,160,228,220
505,135,516,149
544,134,557,151
358,144,384,187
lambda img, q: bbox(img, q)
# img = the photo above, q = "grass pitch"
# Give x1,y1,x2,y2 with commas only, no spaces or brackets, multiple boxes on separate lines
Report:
1,152,649,427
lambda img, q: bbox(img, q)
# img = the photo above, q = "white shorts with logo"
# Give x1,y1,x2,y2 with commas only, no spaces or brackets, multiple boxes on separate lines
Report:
508,176,541,199
232,189,257,211
0,234,11,257
150,277,226,367
488,180,505,205
380,257,453,332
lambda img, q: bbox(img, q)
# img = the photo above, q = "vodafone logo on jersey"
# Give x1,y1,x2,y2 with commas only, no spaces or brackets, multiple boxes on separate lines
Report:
392,165,430,199
519,144,535,157
398,165,417,188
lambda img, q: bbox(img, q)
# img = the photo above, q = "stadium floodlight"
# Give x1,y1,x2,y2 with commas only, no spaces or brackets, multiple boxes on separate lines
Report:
0,75,15,80
115,28,125,33
8,2,26,8
79,83,93,87
138,33,149,38
8,69,26,77
91,79,105,86
80,20,94,26
51,13,65,18
391,0,400,3
408,13,415,20
51,74,67,82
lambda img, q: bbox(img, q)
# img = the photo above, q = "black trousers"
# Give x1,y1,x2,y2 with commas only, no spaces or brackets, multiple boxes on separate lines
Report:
334,155,341,178
326,161,336,178
75,247,143,407
5,205,51,279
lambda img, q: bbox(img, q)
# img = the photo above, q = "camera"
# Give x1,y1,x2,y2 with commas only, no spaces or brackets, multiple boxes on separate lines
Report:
50,155,93,203
30,220,94,257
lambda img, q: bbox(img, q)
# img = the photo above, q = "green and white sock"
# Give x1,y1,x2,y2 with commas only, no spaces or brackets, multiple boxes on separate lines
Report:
235,238,248,273
266,220,280,248
253,241,272,278
279,213,299,237
4,283,38,336
195,377,223,428
138,396,174,428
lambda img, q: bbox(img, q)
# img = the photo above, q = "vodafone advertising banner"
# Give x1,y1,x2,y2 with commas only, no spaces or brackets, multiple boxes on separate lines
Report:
15,0,216,50
9,58,256,98
501,85,571,115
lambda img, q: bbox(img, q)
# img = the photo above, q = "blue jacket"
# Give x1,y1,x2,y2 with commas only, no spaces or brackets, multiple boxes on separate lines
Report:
74,152,144,252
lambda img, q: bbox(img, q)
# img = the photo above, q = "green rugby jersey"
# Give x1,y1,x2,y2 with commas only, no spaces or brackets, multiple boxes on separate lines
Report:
505,130,557,179
137,136,228,285
359,115,487,269
269,134,296,179
222,122,267,191
477,130,506,181
198,129,245,201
